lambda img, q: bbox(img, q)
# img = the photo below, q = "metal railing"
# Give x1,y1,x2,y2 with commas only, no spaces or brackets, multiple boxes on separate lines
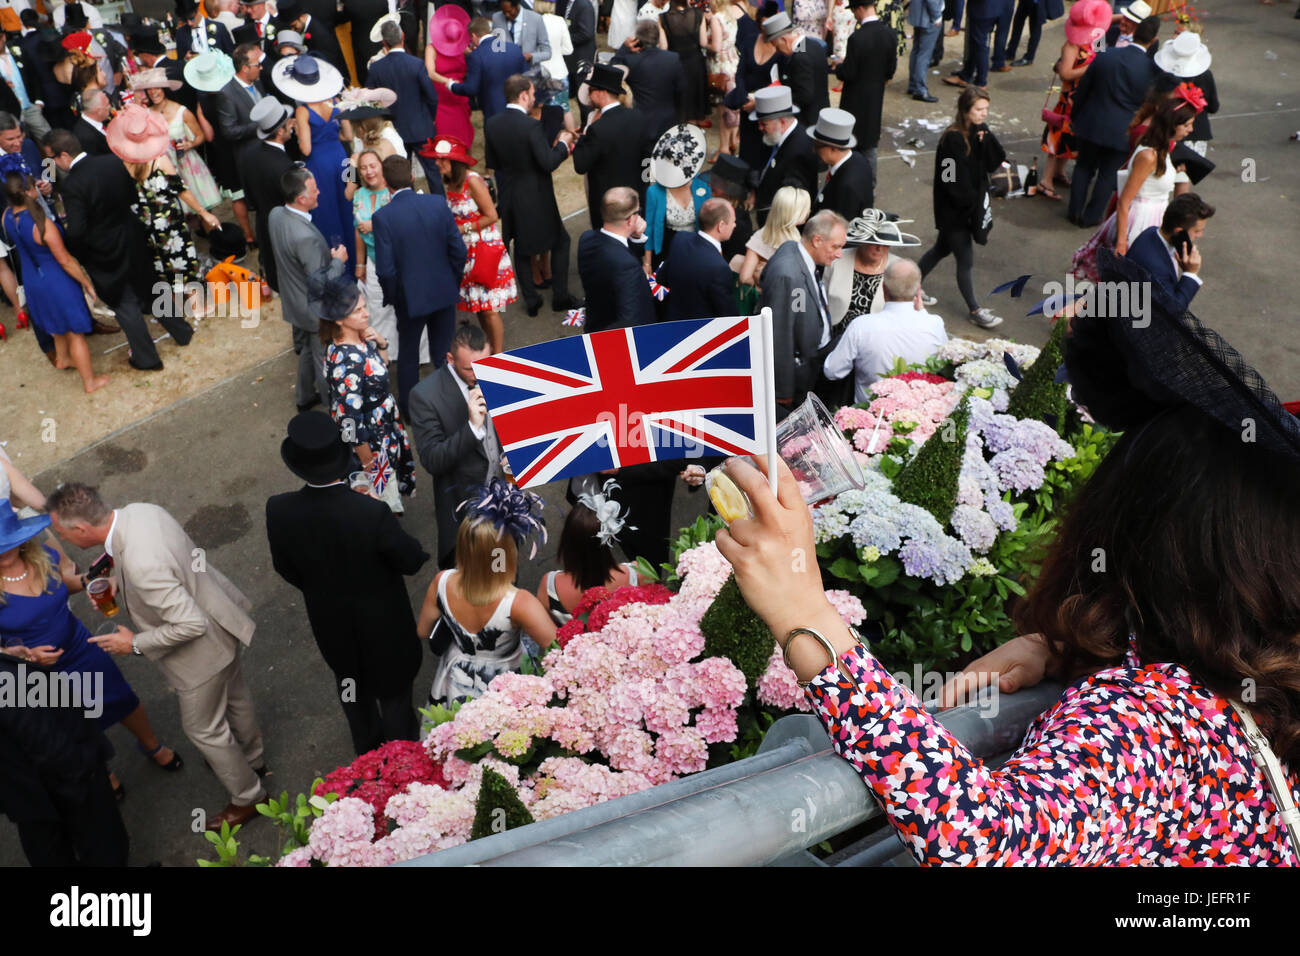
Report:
400,681,1065,867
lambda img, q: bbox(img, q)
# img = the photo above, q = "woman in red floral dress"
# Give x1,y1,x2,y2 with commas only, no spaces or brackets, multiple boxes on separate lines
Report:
1039,0,1110,200
420,136,516,355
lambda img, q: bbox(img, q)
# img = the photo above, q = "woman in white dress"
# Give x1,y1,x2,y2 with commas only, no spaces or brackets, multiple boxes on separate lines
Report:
1071,96,1197,282
608,0,640,50
416,480,556,705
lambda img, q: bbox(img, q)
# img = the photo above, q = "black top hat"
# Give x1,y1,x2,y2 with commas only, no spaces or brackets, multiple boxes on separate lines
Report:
709,153,752,188
175,0,200,19
1067,247,1300,462
39,35,71,65
118,13,143,30
131,27,167,56
307,263,362,321
281,412,353,484
208,222,247,261
231,21,261,45
275,0,304,24
65,4,89,29
586,62,625,96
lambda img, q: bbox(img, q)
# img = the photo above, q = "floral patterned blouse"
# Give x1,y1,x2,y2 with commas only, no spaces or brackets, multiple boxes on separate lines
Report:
134,163,201,290
808,636,1299,865
326,339,416,496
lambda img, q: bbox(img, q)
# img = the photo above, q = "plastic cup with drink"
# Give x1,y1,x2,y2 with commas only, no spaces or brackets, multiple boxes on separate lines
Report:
87,576,119,617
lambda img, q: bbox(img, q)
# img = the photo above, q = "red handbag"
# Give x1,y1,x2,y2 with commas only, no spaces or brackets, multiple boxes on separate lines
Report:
1041,84,1066,130
466,241,505,286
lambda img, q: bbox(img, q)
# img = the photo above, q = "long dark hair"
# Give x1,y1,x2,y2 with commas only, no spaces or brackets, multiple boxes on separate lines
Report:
3,170,46,238
1016,406,1300,765
1138,99,1197,170
558,503,620,591
945,86,989,155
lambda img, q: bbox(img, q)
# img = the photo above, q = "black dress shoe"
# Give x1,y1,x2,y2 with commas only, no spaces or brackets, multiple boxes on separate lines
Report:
525,298,543,317
553,296,584,312
1011,57,1033,67
912,92,939,103
128,357,164,371
172,325,195,347
535,278,552,290
297,395,322,412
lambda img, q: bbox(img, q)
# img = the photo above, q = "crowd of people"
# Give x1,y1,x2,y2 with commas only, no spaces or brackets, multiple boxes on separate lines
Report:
4,0,1297,869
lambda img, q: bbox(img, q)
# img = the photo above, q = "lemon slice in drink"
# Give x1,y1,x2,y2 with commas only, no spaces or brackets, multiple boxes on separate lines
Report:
706,469,752,523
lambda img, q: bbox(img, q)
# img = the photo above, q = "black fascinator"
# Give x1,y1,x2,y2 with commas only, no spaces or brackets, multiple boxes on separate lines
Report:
307,263,362,322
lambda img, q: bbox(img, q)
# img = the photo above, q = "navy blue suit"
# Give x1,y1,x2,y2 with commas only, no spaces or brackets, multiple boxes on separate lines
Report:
372,189,468,410
366,50,443,192
452,37,528,124
659,232,735,324
956,0,1013,87
1069,44,1157,224
1126,226,1201,315
577,229,654,332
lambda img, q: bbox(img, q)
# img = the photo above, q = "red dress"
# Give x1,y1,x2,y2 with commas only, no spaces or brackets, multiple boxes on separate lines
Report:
435,49,474,148
447,172,518,313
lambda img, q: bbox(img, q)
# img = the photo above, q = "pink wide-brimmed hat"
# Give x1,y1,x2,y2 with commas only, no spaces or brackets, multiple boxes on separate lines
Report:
431,5,470,57
105,104,171,164
1064,0,1113,49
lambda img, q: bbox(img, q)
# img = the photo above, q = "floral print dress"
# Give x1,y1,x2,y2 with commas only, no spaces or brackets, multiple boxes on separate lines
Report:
808,635,1299,865
326,339,416,498
446,171,518,313
134,162,202,292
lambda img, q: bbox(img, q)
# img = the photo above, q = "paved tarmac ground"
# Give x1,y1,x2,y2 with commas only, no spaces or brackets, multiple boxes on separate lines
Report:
3,2,1299,866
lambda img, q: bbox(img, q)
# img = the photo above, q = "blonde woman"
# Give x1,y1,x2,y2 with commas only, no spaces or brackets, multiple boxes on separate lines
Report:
736,185,810,287
416,480,557,705
709,0,744,158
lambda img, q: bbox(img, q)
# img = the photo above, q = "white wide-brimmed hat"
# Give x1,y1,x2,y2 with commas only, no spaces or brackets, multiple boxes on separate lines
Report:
272,53,345,103
807,107,857,149
845,209,921,247
650,123,707,188
369,10,401,44
1154,31,1211,78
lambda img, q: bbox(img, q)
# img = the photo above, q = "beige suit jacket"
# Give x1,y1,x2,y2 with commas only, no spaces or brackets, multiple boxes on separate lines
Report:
111,503,256,692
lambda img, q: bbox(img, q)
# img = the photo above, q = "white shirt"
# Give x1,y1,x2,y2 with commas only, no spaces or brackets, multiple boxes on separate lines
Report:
69,152,88,170
796,241,831,348
83,116,105,135
267,140,286,151
192,17,212,54
540,12,572,82
506,103,528,114
600,227,630,247
448,364,487,441
307,480,345,488
699,231,723,256
104,510,120,558
823,301,949,403
286,205,312,221
1158,230,1202,286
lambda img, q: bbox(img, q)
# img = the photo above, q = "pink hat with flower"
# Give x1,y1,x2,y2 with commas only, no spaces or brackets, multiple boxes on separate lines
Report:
1065,0,1113,49
105,104,171,164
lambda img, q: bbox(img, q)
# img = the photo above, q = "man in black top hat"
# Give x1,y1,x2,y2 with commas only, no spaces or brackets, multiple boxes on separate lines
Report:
571,62,650,232
267,400,430,756
836,0,896,183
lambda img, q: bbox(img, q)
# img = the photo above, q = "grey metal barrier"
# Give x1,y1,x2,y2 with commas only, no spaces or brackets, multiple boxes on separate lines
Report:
399,681,1065,867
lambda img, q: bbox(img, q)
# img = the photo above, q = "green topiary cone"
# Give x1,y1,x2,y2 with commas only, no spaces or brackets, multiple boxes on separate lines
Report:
1005,317,1070,434
893,393,971,528
470,768,535,841
699,573,775,689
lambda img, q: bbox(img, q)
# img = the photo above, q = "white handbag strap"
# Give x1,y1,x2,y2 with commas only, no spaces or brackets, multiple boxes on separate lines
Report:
1228,700,1300,861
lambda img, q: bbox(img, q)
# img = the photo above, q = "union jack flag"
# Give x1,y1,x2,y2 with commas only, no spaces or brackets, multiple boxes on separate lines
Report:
369,446,393,494
472,315,772,489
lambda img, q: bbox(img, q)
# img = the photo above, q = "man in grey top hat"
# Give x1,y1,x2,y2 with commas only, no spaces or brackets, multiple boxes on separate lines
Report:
751,84,817,227
763,12,829,121
238,97,297,293
809,107,874,221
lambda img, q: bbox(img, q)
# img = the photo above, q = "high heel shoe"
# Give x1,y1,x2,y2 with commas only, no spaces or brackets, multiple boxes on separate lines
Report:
140,741,184,771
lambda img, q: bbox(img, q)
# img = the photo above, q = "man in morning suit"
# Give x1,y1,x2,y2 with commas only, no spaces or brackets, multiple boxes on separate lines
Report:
660,199,737,323
267,411,430,755
759,210,848,418
406,323,500,569
216,42,268,173
492,0,551,64
47,129,194,370
809,107,874,220
174,0,236,58
277,0,348,75
612,20,683,141
237,98,296,292
837,0,896,181
367,19,443,191
269,165,349,409
577,187,654,332
557,0,597,123
372,155,467,412
751,85,817,227
443,19,527,126
72,88,111,156
1068,16,1159,226
764,13,829,121
341,0,391,84
484,74,581,316
48,483,268,834
1123,192,1213,315
571,63,650,231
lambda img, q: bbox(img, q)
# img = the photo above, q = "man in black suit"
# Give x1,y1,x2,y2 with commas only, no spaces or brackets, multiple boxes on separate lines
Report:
341,0,390,84
764,13,828,121
1068,16,1159,226
278,0,348,75
365,19,443,191
237,98,296,291
571,63,649,231
267,412,429,755
708,154,755,262
577,186,654,332
1122,192,1213,315
557,0,597,123
612,20,683,141
836,0,896,184
175,0,236,58
810,107,874,220
660,199,736,323
485,74,581,316
71,88,110,156
215,41,267,243
406,323,502,568
751,85,817,227
47,129,194,370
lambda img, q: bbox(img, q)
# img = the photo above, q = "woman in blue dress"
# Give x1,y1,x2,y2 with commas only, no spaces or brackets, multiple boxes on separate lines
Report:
0,499,182,797
1,166,109,394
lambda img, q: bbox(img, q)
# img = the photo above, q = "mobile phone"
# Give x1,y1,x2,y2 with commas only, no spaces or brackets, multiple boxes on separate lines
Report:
1170,229,1192,257
87,552,114,580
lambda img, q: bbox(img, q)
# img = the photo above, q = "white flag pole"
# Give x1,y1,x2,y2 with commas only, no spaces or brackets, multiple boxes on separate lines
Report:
760,306,778,496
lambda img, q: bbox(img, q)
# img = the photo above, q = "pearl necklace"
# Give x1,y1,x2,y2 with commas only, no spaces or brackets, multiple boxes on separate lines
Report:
1,567,29,583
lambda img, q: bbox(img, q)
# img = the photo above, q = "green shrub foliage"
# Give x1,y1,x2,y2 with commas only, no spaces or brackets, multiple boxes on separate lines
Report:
469,768,535,841
1005,317,1069,433
699,574,775,688
892,395,971,527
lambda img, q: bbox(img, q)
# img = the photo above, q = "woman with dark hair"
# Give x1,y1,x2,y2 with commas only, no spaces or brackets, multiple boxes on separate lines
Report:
1071,92,1197,280
537,481,641,625
918,85,1005,329
1,166,108,393
712,289,1300,862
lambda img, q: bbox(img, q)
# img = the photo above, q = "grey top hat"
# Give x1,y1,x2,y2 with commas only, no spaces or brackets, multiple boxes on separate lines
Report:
760,11,796,41
252,97,293,138
748,84,799,122
807,107,857,149
275,29,306,51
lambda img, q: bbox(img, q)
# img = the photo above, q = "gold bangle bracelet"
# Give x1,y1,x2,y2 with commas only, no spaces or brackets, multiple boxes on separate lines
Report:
784,626,866,687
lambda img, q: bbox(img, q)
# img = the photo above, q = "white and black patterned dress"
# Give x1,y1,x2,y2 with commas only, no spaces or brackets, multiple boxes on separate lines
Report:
428,572,524,706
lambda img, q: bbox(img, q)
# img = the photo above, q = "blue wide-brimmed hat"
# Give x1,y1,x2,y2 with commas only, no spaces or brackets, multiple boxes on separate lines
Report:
0,498,50,554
